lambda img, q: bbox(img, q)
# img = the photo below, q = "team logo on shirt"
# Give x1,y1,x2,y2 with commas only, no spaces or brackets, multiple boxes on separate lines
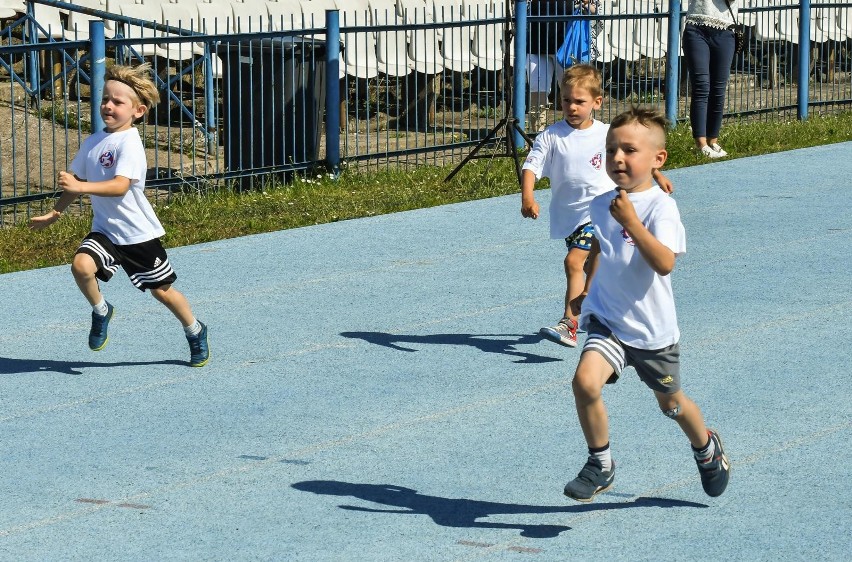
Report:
590,152,602,170
621,228,635,246
99,149,116,168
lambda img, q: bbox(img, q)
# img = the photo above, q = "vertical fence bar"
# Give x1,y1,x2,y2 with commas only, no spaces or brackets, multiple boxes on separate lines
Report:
89,20,105,132
665,0,681,126
26,0,38,98
204,44,216,154
325,9,341,177
513,0,527,145
797,0,810,120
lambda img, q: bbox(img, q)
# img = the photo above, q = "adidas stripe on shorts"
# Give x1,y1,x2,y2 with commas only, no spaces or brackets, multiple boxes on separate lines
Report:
582,315,681,394
77,232,177,291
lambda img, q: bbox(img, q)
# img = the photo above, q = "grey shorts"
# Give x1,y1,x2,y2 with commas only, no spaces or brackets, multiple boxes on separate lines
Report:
582,315,681,394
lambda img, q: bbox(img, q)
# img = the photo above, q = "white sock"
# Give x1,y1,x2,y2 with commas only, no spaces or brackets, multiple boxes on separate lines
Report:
92,299,109,316
183,319,201,336
590,444,612,472
693,434,716,463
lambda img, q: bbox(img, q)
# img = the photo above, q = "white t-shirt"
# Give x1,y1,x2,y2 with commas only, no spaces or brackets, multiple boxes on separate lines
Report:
71,128,165,245
522,119,614,238
580,187,686,349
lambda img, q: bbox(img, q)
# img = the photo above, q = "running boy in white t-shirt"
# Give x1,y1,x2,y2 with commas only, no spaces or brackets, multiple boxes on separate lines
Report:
521,64,672,348
562,106,729,502
30,63,209,367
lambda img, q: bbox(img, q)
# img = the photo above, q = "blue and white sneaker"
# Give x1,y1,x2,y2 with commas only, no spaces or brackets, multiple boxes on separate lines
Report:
564,456,615,502
88,302,114,351
186,321,209,367
696,429,730,497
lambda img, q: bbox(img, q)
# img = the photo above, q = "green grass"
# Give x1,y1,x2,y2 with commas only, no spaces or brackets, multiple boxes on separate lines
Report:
2,113,851,275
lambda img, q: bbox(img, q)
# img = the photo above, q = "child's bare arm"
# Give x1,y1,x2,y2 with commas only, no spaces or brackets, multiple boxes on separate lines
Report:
652,169,674,194
609,190,675,275
520,169,540,219
59,171,131,197
29,189,79,230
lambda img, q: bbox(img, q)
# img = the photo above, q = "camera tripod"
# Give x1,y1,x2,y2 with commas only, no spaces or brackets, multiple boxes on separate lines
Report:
445,0,534,185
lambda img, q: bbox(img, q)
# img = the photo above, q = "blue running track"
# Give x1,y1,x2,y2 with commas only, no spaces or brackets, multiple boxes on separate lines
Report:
1,143,850,560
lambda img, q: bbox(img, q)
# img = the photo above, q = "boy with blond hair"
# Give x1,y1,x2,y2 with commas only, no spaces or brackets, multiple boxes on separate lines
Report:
30,63,209,367
563,106,729,502
521,64,672,348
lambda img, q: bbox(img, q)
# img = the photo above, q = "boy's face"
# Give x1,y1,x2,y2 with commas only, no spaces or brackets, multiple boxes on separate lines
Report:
605,121,667,192
560,85,602,130
100,80,147,133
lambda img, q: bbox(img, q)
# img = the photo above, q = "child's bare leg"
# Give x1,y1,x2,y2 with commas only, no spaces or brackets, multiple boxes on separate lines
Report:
572,351,614,448
565,350,617,501
564,247,589,322
150,284,195,327
654,390,708,447
71,253,103,306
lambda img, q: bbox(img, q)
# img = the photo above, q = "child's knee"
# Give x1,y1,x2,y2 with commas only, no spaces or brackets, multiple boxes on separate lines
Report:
572,369,603,402
565,250,587,275
71,253,96,278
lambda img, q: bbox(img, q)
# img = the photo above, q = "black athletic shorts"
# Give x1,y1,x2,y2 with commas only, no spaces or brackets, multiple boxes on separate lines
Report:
76,232,177,291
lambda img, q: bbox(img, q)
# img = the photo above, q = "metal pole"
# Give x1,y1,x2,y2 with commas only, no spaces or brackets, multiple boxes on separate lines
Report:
512,0,527,146
26,0,39,98
89,20,105,132
665,0,681,127
797,0,810,120
325,9,341,177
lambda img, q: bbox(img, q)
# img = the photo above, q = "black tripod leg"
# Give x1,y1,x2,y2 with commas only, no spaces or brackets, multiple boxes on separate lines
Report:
445,118,508,182
506,125,523,185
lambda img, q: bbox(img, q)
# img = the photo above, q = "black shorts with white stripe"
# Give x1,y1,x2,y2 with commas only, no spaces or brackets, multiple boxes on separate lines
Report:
76,232,177,291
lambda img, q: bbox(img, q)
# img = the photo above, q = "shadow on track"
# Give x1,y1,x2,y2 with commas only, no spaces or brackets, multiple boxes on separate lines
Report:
340,331,562,364
0,357,188,376
292,480,707,538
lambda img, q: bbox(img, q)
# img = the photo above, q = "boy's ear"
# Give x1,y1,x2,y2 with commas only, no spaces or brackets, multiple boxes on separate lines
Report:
133,104,148,120
654,148,668,169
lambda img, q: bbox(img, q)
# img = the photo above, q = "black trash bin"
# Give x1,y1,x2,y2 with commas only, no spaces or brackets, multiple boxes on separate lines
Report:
216,38,327,189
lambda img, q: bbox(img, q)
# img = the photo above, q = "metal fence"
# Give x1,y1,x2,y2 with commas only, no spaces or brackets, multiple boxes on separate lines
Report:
1,0,850,223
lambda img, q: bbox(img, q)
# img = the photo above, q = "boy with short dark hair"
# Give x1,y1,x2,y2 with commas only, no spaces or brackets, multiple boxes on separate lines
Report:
30,63,209,367
563,106,729,502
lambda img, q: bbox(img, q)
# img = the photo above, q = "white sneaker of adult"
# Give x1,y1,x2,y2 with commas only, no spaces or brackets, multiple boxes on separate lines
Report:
700,145,724,159
710,142,728,157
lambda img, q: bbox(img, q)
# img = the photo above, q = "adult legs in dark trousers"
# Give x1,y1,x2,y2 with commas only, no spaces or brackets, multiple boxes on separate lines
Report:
682,22,736,157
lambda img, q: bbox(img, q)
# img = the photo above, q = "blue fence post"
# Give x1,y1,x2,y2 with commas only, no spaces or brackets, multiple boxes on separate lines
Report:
665,0,681,127
25,0,39,98
797,0,810,120
204,45,216,153
89,20,105,132
513,0,527,146
325,9,341,178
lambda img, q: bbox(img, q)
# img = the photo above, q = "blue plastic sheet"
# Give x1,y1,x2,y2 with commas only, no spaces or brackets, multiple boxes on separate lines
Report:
556,8,591,67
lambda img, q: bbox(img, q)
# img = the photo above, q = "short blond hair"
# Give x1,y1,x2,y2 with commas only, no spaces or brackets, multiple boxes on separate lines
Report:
560,64,603,99
104,63,160,114
610,106,669,148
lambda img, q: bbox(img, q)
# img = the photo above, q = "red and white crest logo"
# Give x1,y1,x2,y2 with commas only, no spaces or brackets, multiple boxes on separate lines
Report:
99,149,116,168
590,152,602,170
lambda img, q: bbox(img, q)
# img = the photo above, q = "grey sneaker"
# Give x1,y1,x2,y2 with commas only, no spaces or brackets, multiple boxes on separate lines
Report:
696,429,730,497
539,318,577,348
563,456,615,502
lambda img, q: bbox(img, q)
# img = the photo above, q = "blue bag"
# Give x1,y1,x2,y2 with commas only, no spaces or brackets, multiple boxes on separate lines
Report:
556,7,591,68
